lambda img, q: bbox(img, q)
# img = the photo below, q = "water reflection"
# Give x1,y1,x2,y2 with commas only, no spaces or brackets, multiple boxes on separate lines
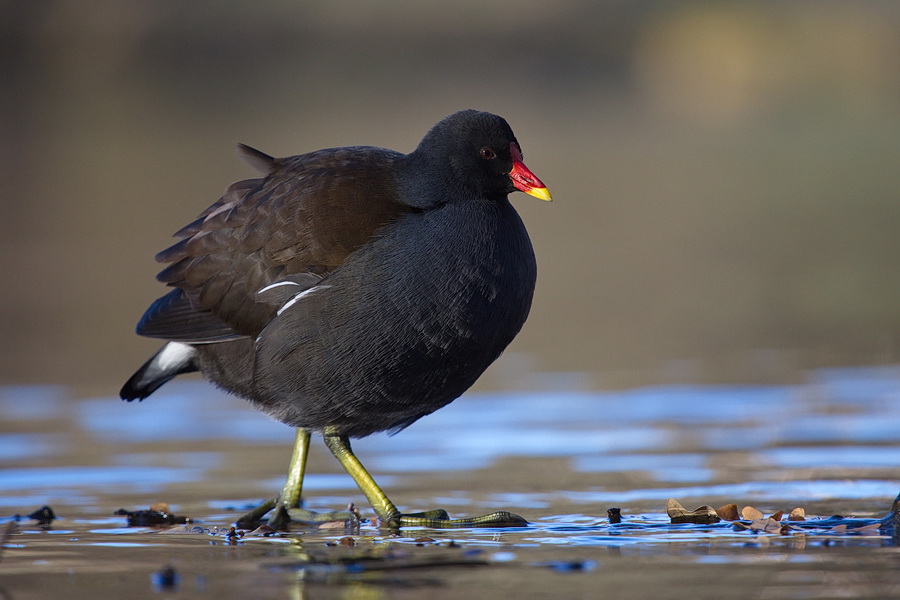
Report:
1,365,899,600
0,465,205,492
1,365,899,509
549,479,900,504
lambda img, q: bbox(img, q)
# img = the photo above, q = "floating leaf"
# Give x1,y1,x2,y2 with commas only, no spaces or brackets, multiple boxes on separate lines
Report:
414,537,436,545
748,518,782,533
666,498,720,524
853,523,881,535
158,524,193,534
741,506,764,520
788,507,806,521
716,504,740,521
247,524,278,536
836,523,882,535
666,498,686,516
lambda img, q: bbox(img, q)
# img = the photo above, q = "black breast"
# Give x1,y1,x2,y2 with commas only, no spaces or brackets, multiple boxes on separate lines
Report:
215,197,537,437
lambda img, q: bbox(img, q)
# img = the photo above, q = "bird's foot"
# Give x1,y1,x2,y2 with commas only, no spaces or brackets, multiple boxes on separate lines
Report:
235,497,358,531
235,497,277,528
388,509,528,529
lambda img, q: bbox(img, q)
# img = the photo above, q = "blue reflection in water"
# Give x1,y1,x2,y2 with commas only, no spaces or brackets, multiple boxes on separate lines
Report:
362,425,673,472
555,479,900,503
0,385,67,420
762,446,900,468
76,381,292,443
0,466,204,493
810,365,900,405
0,434,60,461
575,453,713,482
1,364,898,510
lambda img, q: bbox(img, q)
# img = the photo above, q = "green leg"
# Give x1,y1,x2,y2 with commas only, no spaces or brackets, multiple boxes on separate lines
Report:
322,427,527,528
279,427,310,509
236,428,356,529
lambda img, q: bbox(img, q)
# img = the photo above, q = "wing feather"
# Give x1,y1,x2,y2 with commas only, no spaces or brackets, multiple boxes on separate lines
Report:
137,145,412,341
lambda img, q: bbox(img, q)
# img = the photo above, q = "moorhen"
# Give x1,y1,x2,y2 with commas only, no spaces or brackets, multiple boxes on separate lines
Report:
121,109,551,528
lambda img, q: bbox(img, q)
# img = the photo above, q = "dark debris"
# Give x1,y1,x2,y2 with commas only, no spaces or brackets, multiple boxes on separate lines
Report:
116,504,191,527
150,565,179,591
26,506,56,525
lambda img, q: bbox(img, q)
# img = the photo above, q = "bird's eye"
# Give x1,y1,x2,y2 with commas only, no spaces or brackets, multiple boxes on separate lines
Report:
479,147,496,159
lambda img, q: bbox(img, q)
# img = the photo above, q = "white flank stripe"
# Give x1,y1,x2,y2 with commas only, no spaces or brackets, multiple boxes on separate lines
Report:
258,280,302,294
276,285,330,316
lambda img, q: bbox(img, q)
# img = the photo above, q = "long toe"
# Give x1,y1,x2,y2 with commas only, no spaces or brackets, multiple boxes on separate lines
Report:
268,503,359,530
396,510,528,528
234,496,358,530
286,507,359,526
235,497,278,529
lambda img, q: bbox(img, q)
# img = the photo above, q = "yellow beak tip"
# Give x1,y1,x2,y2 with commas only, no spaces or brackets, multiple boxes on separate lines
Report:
526,187,553,202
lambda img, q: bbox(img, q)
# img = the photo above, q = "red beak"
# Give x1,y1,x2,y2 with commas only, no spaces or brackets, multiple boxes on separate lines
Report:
508,143,552,201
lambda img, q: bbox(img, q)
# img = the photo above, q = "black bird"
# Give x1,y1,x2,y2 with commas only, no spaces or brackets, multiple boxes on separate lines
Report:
121,110,551,528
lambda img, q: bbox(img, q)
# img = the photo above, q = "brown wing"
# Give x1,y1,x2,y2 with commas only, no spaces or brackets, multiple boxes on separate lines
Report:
137,145,411,341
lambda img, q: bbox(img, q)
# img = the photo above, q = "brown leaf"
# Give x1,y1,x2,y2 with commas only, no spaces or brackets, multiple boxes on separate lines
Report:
848,523,881,535
741,506,764,520
666,498,687,517
158,524,192,534
716,504,740,521
788,507,806,521
769,511,784,522
748,518,783,533
666,498,721,524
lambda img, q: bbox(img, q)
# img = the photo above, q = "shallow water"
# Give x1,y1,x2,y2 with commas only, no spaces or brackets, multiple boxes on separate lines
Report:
2,366,900,599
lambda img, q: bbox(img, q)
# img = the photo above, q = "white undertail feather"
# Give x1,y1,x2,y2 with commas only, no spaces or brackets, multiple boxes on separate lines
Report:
121,341,198,400
155,342,197,370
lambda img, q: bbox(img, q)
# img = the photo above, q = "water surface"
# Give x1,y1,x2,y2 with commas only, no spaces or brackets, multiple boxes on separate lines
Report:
2,366,899,598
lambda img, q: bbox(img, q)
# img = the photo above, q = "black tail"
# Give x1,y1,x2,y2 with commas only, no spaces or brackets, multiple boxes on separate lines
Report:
120,342,199,401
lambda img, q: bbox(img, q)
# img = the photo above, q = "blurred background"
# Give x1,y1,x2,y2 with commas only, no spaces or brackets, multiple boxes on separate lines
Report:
2,0,899,393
